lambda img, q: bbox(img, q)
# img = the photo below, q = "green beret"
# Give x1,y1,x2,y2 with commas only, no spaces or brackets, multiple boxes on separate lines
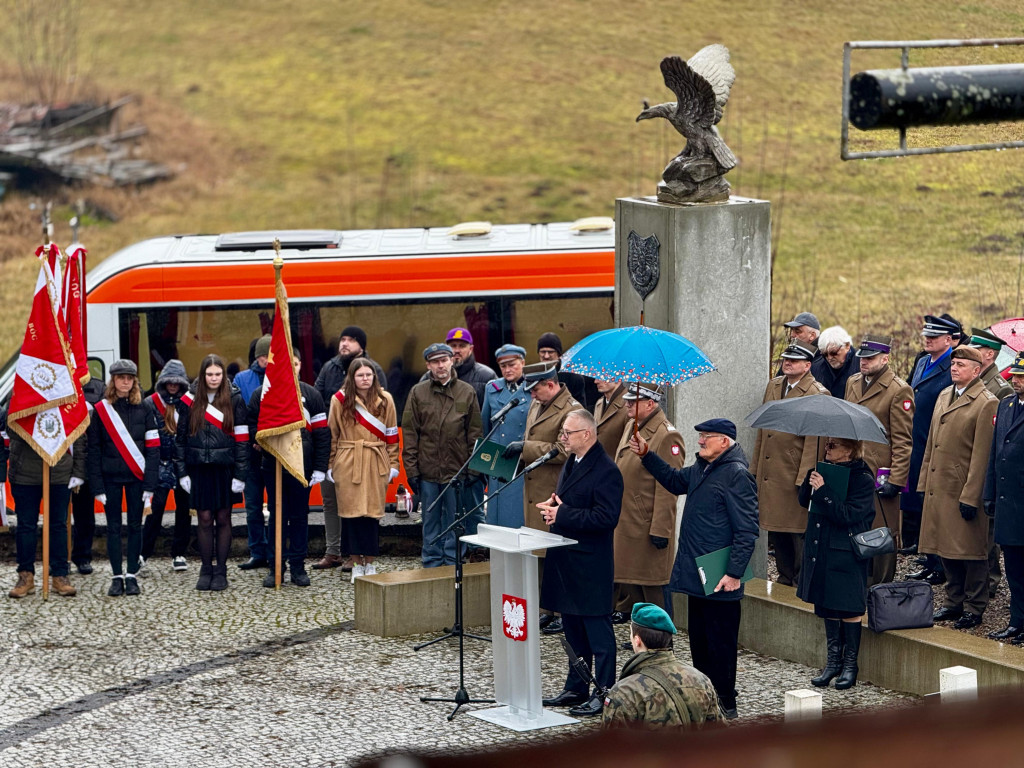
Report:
630,602,677,634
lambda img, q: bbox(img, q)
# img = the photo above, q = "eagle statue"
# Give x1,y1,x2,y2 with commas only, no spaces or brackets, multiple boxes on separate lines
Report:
637,44,737,203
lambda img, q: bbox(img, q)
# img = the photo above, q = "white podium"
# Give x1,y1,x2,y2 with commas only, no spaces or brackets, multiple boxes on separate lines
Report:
460,524,578,731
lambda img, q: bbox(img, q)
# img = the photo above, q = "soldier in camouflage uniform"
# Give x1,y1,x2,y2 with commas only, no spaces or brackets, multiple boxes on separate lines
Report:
602,603,724,729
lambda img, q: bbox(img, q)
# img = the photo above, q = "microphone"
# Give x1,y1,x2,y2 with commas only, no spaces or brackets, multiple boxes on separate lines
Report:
523,448,559,474
490,397,521,423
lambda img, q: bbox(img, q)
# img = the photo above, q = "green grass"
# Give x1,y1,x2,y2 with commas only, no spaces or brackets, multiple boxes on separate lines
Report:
1,0,1024,366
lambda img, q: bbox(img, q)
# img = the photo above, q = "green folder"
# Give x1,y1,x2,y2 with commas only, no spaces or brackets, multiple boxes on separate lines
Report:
694,546,755,596
811,461,850,515
469,439,521,480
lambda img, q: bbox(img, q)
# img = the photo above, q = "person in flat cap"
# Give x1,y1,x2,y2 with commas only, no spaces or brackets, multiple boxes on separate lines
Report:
783,312,821,348
481,344,531,528
508,360,582,636
901,313,959,570
752,341,829,589
402,343,481,567
611,382,685,622
918,345,998,631
844,334,914,586
602,603,724,729
629,417,758,719
419,327,497,407
87,359,160,597
537,332,594,410
984,352,1024,643
969,327,1013,401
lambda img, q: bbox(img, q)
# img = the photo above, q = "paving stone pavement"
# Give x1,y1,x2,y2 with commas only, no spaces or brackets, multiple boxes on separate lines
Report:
0,556,916,767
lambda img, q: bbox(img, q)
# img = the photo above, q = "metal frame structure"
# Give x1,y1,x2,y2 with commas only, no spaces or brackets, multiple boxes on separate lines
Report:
841,37,1024,160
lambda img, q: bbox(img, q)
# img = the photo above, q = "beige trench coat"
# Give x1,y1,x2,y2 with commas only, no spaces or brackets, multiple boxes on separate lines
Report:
613,408,685,585
919,378,997,560
328,392,400,520
751,371,829,533
594,385,629,458
521,385,581,534
845,366,914,532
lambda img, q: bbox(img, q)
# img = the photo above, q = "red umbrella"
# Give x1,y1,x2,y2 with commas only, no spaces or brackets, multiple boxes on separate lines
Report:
989,318,1024,353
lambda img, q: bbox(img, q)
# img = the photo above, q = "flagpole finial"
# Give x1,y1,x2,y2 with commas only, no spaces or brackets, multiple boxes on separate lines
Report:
272,237,283,270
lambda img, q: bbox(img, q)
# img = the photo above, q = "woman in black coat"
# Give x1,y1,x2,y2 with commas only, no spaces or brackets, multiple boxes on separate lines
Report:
797,437,875,691
175,354,248,591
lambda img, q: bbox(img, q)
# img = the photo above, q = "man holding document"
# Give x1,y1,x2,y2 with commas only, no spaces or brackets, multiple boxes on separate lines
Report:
628,418,759,720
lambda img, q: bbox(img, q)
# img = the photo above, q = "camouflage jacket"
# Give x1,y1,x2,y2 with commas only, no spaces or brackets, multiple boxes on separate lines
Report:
602,650,724,729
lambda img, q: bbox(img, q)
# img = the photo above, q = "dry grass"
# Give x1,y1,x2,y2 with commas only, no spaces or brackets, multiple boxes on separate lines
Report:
1,0,1023,370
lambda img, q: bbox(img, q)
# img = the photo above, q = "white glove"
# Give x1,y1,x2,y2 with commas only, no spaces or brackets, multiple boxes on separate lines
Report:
388,468,400,483
95,494,108,506
309,470,325,486
231,478,245,494
142,491,153,506
179,476,191,493
327,468,334,483
68,477,84,490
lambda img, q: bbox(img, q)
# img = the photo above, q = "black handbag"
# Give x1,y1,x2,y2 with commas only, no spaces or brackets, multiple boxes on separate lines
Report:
867,580,935,632
849,488,895,561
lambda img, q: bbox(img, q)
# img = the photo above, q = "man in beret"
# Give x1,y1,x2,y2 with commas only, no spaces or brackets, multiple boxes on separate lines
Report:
593,379,628,458
920,346,998,630
751,341,829,587
481,344,531,528
402,343,482,567
612,383,685,620
630,418,759,719
844,334,914,585
984,353,1024,642
537,332,594,410
602,603,724,729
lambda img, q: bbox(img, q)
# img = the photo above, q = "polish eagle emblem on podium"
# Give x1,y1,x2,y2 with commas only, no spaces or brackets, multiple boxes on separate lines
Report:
502,594,527,641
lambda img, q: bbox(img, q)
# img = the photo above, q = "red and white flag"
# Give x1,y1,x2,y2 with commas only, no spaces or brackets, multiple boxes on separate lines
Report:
256,260,307,485
8,247,89,465
63,245,90,386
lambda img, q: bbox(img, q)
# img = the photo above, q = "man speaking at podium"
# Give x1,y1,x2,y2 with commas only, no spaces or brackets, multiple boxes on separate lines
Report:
537,409,623,717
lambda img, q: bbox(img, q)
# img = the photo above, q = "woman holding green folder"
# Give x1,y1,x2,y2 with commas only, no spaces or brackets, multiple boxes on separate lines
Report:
797,437,875,690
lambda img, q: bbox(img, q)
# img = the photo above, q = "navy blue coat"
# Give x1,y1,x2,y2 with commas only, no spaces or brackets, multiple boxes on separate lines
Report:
902,349,952,511
811,351,858,400
641,443,759,601
480,377,530,528
540,444,623,616
985,395,1024,546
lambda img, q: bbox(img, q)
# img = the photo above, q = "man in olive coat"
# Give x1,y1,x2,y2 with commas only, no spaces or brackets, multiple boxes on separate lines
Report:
751,341,829,586
612,383,685,616
594,380,628,457
983,353,1024,642
919,346,998,629
844,334,914,585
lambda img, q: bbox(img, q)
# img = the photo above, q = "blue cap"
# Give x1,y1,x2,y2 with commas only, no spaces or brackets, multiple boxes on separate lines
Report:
630,603,677,634
423,343,454,361
494,344,526,361
694,418,736,440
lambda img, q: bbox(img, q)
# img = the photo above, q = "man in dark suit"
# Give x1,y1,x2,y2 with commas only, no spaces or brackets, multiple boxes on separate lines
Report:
538,408,623,718
984,353,1024,642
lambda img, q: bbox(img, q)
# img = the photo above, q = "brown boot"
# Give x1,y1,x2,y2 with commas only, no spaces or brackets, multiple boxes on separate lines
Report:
9,571,35,599
51,575,77,597
311,554,342,570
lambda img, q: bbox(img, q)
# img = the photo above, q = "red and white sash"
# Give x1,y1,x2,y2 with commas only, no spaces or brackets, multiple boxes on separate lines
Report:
149,392,178,426
95,399,151,481
181,391,244,437
334,391,398,444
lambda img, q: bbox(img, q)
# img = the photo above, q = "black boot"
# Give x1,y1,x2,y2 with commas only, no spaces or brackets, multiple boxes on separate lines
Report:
835,621,862,690
811,619,843,687
196,565,213,591
210,565,228,591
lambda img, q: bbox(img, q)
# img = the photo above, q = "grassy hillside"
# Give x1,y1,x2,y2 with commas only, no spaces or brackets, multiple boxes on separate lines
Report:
1,0,1023,367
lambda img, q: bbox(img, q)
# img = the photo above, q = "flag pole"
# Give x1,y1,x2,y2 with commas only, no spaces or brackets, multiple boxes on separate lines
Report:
275,460,283,589
42,463,50,600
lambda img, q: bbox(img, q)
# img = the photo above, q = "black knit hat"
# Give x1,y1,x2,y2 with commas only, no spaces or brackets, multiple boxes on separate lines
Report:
340,325,367,351
537,332,563,356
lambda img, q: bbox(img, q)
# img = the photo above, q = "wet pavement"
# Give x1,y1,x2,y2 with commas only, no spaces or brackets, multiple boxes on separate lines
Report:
0,553,916,768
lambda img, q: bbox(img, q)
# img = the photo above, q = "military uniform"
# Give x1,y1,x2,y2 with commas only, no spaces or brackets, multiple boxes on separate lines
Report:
594,384,628,458
613,407,685,611
919,375,998,620
845,364,914,584
521,384,580,534
602,650,723,729
981,363,1014,401
751,366,829,585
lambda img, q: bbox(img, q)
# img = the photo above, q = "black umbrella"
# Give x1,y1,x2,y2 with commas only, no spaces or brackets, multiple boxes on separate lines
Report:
745,397,889,444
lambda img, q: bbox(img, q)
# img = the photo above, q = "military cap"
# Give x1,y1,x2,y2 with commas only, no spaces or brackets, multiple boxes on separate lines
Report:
109,359,138,377
522,361,558,391
780,341,816,362
855,333,892,358
254,334,272,359
630,602,677,634
968,327,1006,351
446,327,473,345
694,418,737,440
922,314,960,338
494,343,526,361
622,381,663,402
1009,353,1024,375
951,346,984,364
422,342,453,361
783,311,820,331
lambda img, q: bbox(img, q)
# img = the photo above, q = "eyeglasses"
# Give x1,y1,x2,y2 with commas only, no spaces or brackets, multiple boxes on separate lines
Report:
697,432,725,440
824,347,847,357
559,428,587,438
